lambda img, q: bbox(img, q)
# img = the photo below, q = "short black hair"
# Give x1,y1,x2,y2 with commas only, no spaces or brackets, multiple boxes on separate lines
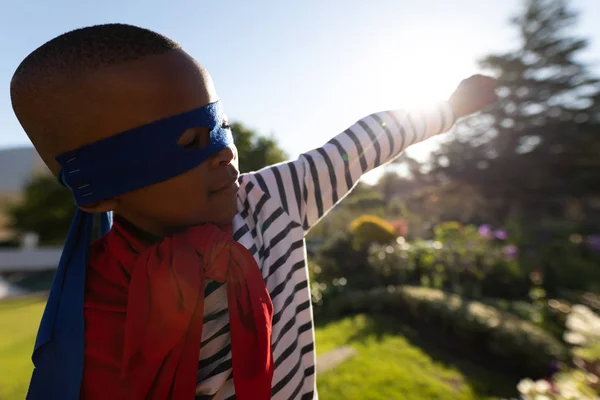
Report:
12,23,180,86
10,24,184,171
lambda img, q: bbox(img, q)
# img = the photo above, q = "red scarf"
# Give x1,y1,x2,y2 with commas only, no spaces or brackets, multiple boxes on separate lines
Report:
81,220,274,399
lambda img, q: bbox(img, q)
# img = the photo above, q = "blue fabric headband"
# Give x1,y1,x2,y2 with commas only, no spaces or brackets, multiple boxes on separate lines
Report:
27,100,233,399
56,100,233,206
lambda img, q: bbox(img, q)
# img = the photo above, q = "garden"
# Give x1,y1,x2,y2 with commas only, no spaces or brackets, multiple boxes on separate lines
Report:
307,214,600,399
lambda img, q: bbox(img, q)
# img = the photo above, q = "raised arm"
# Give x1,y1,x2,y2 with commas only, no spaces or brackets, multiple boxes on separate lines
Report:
245,75,497,231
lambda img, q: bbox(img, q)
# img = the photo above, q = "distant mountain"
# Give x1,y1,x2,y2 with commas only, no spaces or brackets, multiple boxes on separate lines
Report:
0,146,49,193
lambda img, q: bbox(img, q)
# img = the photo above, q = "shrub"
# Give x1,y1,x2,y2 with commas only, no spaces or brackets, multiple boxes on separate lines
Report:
319,285,569,378
482,298,571,342
344,191,386,211
350,215,397,250
434,221,474,244
308,259,350,306
367,240,418,287
511,218,600,296
516,304,600,399
316,232,365,279
315,232,377,291
315,218,400,293
517,370,600,399
369,237,530,300
564,304,600,363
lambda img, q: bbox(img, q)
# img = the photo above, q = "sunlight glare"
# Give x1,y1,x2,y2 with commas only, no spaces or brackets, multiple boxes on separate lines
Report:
358,40,478,185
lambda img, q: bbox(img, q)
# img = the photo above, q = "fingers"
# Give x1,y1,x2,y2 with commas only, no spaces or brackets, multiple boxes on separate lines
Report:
448,74,498,118
461,74,497,91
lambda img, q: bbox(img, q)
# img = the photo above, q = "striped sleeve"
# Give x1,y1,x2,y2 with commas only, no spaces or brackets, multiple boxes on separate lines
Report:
247,102,455,231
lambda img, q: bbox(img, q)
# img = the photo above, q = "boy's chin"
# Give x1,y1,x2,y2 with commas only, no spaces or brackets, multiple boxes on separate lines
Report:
215,205,238,225
203,200,238,226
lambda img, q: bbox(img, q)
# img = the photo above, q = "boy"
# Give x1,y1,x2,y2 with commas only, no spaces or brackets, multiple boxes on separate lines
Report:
10,24,496,400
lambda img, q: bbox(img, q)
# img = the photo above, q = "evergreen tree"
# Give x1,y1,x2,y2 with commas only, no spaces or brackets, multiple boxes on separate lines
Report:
430,0,599,222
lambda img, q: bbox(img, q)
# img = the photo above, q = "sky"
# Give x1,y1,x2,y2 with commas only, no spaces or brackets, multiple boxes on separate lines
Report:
0,0,598,182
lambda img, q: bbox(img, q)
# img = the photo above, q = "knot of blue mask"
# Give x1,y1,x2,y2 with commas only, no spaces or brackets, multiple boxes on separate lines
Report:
27,100,233,400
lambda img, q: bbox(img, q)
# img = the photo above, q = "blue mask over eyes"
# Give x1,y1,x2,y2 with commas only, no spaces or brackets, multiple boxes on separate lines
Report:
56,100,234,206
27,100,234,400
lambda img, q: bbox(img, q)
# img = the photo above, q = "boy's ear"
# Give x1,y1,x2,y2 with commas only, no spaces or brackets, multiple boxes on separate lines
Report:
78,198,119,214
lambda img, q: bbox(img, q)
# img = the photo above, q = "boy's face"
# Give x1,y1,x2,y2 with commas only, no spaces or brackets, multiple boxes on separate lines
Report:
75,50,240,236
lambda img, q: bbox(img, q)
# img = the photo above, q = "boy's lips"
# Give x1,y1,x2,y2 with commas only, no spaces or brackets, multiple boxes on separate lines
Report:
210,176,239,194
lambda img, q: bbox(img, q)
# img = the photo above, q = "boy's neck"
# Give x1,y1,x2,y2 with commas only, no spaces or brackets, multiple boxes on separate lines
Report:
111,213,233,244
113,214,162,244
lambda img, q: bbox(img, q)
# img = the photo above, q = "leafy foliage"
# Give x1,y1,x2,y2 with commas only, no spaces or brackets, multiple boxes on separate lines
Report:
429,0,600,223
313,232,370,291
6,175,74,245
318,286,569,378
517,304,600,399
368,222,529,299
350,215,397,250
229,122,287,173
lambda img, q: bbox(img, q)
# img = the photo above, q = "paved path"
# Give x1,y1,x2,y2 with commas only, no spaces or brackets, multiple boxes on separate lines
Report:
316,346,357,374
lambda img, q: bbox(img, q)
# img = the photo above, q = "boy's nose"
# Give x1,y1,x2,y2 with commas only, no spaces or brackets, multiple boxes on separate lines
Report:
209,145,235,168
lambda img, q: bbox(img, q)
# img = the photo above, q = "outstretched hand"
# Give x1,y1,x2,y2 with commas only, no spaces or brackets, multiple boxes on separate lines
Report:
448,74,497,119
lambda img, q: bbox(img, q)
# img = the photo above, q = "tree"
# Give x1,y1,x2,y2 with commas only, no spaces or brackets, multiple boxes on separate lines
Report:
230,122,288,173
6,174,74,245
6,122,288,244
430,0,600,223
373,170,424,203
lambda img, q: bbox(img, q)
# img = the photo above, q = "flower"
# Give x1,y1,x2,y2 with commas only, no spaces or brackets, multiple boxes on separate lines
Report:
503,244,518,260
534,379,551,393
565,305,600,342
390,219,409,237
570,234,583,244
478,224,493,238
517,378,535,394
529,269,544,285
549,361,559,377
495,229,508,240
564,331,587,346
586,234,600,254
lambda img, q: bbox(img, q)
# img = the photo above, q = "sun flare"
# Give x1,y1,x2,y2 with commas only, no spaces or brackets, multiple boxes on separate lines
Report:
358,43,478,184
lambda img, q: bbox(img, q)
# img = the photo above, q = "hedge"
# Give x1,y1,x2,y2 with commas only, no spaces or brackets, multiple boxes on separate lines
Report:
318,285,569,378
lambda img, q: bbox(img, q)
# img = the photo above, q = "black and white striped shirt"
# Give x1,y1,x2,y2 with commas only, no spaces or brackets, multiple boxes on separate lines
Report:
195,102,455,399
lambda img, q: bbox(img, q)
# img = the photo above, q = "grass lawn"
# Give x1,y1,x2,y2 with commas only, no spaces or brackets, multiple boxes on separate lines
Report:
0,297,519,399
0,296,45,400
315,315,519,400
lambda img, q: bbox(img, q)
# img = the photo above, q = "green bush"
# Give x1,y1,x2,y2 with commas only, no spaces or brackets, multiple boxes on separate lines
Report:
366,241,418,287
314,232,380,292
316,232,367,280
481,298,571,341
511,218,600,296
308,259,351,306
319,286,569,378
314,216,400,291
369,238,530,300
344,191,386,211
433,221,479,245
